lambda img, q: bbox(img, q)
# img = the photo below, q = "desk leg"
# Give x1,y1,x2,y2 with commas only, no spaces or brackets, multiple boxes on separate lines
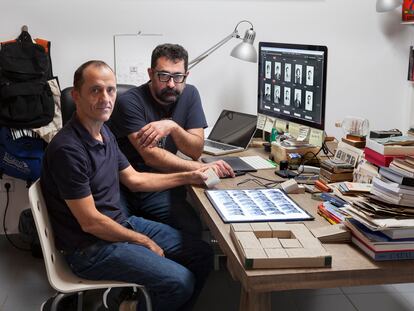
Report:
239,288,270,311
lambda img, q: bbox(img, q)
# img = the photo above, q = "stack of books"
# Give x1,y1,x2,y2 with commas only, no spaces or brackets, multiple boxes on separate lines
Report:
345,218,414,261
343,188,414,261
364,136,414,167
337,182,372,196
319,159,354,183
369,157,414,207
317,201,350,225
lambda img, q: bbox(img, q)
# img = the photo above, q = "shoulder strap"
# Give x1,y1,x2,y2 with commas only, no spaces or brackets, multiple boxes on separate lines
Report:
16,30,32,43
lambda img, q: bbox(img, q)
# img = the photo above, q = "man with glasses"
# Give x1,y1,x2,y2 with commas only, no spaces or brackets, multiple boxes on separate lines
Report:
110,44,233,235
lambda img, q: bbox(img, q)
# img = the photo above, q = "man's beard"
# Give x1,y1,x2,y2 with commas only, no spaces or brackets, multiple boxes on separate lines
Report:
156,88,181,105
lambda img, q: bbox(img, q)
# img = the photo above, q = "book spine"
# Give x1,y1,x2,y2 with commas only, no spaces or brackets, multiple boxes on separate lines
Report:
365,140,414,156
364,147,398,167
352,236,414,261
409,46,414,81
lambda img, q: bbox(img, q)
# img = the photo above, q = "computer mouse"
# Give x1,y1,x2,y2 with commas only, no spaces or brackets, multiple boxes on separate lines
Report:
279,135,287,142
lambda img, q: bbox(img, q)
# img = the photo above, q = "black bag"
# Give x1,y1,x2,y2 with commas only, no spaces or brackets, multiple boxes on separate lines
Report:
0,31,54,128
18,208,42,258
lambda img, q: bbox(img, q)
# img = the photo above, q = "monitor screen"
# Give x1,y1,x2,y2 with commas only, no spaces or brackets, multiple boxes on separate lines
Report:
257,42,328,130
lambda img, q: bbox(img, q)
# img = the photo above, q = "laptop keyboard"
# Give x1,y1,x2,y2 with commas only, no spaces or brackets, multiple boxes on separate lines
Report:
204,140,237,151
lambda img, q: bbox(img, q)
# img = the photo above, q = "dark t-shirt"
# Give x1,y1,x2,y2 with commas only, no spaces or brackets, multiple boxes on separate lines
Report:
109,83,207,171
40,116,130,252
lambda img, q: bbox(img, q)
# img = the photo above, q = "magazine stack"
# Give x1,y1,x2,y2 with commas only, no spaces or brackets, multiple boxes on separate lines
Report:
343,156,414,260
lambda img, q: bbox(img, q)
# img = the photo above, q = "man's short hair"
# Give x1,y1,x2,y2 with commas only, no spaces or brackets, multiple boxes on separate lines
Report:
73,60,113,91
151,44,188,71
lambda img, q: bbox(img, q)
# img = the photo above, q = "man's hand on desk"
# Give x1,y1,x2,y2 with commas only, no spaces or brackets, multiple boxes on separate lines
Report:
137,120,177,147
202,160,235,178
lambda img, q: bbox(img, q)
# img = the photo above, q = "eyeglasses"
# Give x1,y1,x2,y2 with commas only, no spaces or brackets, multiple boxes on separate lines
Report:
155,71,187,83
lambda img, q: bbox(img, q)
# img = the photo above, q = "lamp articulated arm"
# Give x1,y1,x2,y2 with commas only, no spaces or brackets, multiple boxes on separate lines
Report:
188,20,256,70
188,32,238,70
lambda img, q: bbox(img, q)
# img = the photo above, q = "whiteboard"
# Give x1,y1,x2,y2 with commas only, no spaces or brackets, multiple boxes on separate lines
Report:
114,33,164,86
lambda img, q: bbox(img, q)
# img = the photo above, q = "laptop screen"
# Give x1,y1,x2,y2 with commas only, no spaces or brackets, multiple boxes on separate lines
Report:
207,110,257,147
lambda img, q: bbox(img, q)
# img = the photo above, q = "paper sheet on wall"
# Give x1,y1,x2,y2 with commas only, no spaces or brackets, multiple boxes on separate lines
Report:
256,114,266,130
275,119,287,132
309,128,324,147
288,122,300,138
114,33,163,86
297,126,310,141
263,117,275,133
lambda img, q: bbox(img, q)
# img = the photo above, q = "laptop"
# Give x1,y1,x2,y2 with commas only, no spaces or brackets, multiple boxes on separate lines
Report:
203,110,257,156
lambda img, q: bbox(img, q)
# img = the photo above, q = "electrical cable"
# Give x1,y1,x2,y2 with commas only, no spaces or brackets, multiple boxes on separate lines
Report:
2,183,31,252
237,173,281,188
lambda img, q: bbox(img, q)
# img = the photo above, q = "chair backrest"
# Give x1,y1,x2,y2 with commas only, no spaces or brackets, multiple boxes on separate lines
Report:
28,180,96,292
28,180,153,311
60,84,135,126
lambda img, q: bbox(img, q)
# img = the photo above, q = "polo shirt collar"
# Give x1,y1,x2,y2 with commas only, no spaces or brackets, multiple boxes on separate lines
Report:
69,115,108,147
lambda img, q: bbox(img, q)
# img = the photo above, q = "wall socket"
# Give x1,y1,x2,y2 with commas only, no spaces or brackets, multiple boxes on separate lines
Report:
0,178,15,192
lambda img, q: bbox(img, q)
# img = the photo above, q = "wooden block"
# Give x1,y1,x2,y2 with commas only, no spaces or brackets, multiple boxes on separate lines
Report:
286,247,330,258
250,223,273,238
268,222,292,231
259,238,282,249
244,248,267,259
264,248,288,258
285,223,308,232
280,238,302,248
299,238,326,251
251,222,271,231
231,223,253,232
235,232,262,249
291,228,314,240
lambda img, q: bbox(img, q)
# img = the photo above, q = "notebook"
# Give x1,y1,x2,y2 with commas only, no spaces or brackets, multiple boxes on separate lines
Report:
203,110,257,156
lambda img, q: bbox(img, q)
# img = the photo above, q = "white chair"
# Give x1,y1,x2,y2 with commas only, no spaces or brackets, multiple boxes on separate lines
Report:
28,180,152,311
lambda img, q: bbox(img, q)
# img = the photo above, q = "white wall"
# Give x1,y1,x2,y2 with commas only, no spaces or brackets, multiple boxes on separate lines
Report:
1,0,413,232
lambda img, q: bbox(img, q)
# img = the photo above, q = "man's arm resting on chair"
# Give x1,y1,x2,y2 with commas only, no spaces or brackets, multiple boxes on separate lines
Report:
136,120,204,160
65,195,164,256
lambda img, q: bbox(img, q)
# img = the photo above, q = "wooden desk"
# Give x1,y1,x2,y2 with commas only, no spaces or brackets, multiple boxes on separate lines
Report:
190,147,414,311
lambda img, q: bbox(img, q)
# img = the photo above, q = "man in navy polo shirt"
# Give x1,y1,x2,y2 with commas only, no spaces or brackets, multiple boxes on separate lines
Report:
40,60,213,311
110,44,234,233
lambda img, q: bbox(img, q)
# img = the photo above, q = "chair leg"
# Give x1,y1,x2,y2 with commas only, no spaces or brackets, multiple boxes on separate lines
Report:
50,293,66,311
77,291,84,311
138,286,152,311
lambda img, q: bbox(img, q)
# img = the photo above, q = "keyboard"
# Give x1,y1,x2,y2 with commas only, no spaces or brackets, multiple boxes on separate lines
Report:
240,156,275,170
204,140,237,151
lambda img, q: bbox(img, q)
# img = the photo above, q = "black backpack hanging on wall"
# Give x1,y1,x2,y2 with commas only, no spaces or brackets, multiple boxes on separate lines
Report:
0,30,54,128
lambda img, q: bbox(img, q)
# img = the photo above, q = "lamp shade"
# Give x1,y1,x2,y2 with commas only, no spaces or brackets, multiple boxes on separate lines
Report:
376,0,402,12
230,28,257,63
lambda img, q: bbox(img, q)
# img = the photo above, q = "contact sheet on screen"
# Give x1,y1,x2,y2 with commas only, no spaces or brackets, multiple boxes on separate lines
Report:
205,189,313,223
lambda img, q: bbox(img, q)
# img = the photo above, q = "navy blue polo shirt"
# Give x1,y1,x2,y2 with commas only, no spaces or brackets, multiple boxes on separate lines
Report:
109,83,207,171
40,116,130,252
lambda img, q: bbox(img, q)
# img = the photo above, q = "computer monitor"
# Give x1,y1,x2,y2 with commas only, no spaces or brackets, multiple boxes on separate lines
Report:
257,42,328,131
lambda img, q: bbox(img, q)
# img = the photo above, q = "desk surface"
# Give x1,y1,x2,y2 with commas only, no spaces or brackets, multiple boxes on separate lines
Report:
189,147,414,310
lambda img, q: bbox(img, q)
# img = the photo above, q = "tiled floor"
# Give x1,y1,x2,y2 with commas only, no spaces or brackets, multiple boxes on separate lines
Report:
2,235,414,311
